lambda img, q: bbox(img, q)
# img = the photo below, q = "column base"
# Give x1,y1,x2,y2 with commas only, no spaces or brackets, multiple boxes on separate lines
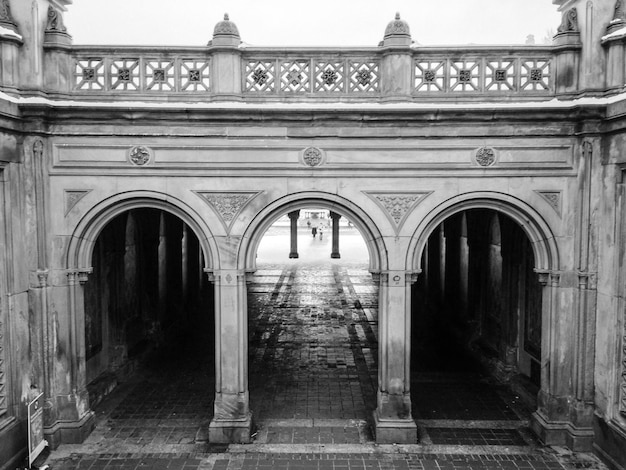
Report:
44,411,96,450
372,411,418,444
531,411,593,451
209,413,253,444
289,253,299,259
331,253,341,259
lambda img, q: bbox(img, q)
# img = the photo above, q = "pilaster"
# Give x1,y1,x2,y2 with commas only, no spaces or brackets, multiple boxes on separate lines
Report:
207,269,252,443
373,271,418,444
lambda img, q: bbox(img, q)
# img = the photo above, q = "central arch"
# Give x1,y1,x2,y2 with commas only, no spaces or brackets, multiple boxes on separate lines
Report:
239,192,387,273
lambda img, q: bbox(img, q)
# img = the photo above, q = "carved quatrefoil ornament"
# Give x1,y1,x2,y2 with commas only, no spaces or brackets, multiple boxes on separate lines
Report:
301,146,325,167
128,145,152,166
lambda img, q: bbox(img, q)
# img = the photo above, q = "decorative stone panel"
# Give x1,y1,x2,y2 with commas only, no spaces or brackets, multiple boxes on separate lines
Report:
246,61,276,92
485,59,515,91
536,190,562,216
365,191,432,232
64,190,92,216
348,61,379,92
521,59,551,91
280,60,311,93
195,191,261,232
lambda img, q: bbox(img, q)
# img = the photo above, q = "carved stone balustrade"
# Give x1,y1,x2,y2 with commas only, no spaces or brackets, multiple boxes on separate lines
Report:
47,45,558,102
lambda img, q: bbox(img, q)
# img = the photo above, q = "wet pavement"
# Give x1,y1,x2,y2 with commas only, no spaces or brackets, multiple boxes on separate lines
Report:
43,228,607,470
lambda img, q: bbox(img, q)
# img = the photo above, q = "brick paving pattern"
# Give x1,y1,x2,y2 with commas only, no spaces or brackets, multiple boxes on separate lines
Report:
44,260,608,470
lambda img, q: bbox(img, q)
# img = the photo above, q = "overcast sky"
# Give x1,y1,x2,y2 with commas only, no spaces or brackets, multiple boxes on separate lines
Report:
64,0,561,47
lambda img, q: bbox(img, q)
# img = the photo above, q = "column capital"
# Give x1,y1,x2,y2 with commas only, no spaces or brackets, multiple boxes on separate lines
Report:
66,268,92,285
377,270,421,286
329,211,341,220
208,269,247,284
287,209,300,220
535,269,561,287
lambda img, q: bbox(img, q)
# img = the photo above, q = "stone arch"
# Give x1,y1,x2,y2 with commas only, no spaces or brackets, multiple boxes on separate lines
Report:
408,191,559,273
66,190,219,271
238,191,387,273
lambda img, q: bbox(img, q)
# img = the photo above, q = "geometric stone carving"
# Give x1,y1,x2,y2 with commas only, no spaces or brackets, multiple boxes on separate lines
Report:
128,146,152,166
475,147,497,167
64,190,92,216
536,190,562,216
194,191,261,232
301,147,325,167
365,191,432,232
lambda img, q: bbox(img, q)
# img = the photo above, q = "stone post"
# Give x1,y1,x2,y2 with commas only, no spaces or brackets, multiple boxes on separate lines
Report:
42,4,73,94
0,0,23,94
209,14,243,99
288,210,300,259
553,8,582,95
373,271,418,444
602,8,626,91
330,211,341,259
208,269,252,443
379,13,413,101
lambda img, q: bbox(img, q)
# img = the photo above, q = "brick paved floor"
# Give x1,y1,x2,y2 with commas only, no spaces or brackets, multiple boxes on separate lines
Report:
44,258,608,470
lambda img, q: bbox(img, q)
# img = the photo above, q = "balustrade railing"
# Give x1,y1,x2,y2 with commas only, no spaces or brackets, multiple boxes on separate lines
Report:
412,48,552,95
68,45,554,100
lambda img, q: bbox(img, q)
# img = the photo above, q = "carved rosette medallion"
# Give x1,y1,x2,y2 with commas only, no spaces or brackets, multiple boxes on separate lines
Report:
536,190,562,216
128,146,152,166
475,147,496,167
301,147,324,167
195,191,261,232
365,191,432,232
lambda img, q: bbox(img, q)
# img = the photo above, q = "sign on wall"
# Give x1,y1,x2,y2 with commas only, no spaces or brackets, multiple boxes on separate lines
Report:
28,392,47,467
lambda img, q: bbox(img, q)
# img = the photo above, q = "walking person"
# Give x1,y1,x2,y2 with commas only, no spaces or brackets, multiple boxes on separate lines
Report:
312,226,317,238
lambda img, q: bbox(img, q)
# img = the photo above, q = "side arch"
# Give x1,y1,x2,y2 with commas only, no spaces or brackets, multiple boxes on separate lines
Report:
238,191,387,273
408,191,560,273
66,190,219,270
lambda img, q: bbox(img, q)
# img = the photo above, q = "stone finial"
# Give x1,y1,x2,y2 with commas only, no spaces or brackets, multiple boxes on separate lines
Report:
614,0,625,21
608,0,626,32
382,12,411,46
0,0,18,32
44,5,72,46
557,7,579,33
210,12,241,46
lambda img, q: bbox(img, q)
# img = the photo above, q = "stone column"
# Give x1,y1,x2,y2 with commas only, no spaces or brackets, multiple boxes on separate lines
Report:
330,211,341,259
373,271,418,444
288,210,300,259
208,269,252,443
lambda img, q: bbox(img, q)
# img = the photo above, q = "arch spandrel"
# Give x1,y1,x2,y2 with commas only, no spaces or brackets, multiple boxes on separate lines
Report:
66,190,220,271
237,191,388,273
406,191,560,273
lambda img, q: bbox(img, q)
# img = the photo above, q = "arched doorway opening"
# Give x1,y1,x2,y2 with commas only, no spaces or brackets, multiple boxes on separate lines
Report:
411,204,551,446
84,208,214,394
241,195,385,443
67,195,219,450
